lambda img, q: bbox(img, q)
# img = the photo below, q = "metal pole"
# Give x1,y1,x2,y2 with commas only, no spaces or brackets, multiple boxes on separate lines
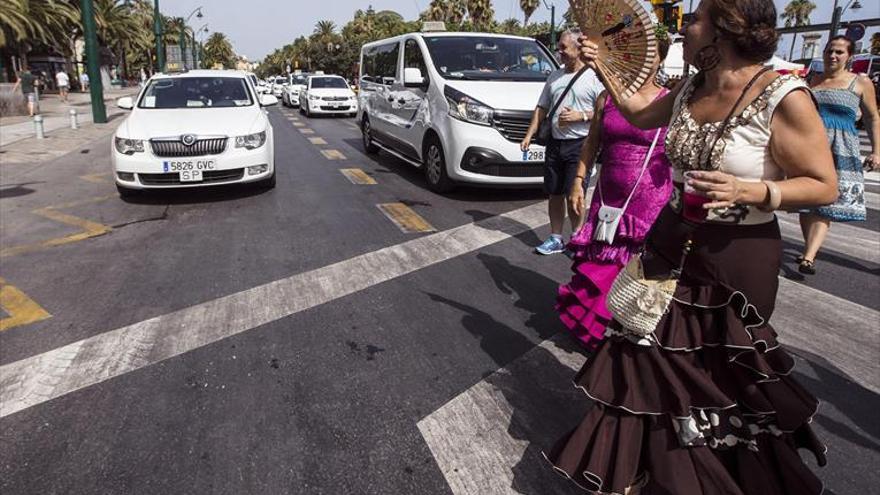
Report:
154,0,164,73
550,5,556,52
69,109,79,129
34,115,45,139
81,0,107,123
179,20,187,69
829,0,841,41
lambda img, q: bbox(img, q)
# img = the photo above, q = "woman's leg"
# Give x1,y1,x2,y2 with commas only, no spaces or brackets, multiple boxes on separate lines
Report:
800,213,831,262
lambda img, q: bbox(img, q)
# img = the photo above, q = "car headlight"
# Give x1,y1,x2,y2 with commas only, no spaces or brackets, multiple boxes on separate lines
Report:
235,131,267,150
309,94,320,100
444,86,493,126
115,137,144,155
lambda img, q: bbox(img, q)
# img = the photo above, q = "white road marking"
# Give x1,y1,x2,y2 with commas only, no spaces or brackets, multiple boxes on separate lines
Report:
0,202,549,418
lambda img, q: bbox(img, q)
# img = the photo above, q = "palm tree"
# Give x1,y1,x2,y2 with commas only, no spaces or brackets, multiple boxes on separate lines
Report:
425,0,448,22
447,0,467,25
314,20,337,40
202,32,235,69
780,0,816,61
498,18,522,35
466,0,495,31
520,0,539,26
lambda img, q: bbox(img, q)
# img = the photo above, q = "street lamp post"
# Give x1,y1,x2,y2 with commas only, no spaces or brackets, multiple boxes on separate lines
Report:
81,0,106,123
829,0,862,41
154,0,164,72
541,0,556,52
180,7,203,70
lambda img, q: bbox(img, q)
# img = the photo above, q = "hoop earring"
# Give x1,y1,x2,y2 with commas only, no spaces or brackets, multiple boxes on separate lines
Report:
695,38,721,72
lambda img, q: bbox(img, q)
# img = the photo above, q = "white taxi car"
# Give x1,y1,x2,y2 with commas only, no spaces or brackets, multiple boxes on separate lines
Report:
112,70,277,197
282,73,308,107
299,75,358,117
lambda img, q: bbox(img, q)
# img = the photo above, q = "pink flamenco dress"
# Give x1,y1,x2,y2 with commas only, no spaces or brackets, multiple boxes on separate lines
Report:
556,92,673,352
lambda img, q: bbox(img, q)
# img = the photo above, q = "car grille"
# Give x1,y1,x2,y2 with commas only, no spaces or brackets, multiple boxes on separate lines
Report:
138,168,244,185
319,105,352,111
322,96,349,101
461,162,544,177
492,110,532,143
150,137,228,157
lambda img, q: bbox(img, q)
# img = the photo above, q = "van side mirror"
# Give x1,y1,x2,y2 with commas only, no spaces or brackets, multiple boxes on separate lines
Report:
403,68,427,88
117,96,134,110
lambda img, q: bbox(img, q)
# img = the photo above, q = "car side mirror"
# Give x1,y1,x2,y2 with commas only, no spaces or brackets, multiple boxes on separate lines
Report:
403,68,427,88
117,96,134,110
260,95,278,107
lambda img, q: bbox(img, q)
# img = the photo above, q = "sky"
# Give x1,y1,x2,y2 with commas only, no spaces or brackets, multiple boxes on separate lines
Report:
161,0,879,62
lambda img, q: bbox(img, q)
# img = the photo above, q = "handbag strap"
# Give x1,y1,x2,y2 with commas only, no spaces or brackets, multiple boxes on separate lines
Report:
547,66,588,119
598,128,662,213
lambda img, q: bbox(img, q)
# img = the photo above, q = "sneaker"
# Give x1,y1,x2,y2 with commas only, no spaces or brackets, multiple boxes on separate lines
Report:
535,236,565,255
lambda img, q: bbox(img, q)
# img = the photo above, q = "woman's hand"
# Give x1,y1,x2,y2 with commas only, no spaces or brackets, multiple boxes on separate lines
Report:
865,153,879,172
569,181,586,216
577,36,599,71
685,170,747,209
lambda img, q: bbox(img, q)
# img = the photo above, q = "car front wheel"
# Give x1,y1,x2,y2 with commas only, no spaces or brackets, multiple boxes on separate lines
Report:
423,137,454,193
361,116,379,154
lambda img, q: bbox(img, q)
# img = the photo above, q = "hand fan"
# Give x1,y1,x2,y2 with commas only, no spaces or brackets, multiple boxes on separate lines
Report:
568,0,658,102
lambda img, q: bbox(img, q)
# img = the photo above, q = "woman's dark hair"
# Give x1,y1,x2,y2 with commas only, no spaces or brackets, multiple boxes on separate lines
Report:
827,35,855,55
707,0,779,62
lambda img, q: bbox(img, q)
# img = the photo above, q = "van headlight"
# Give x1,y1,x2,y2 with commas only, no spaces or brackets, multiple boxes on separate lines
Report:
235,131,267,150
444,86,493,126
115,137,144,155
309,94,320,100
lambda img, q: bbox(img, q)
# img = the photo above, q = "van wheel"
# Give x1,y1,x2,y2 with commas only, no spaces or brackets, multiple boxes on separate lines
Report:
423,137,454,193
361,116,379,154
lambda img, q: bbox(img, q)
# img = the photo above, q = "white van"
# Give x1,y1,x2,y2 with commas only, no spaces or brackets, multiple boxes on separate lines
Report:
358,32,558,192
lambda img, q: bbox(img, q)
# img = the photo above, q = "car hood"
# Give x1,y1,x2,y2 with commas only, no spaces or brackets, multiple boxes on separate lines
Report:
443,81,547,111
287,84,306,91
120,107,265,139
309,88,355,98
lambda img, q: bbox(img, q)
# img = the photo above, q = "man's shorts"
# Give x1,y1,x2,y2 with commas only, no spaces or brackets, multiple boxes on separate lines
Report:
543,136,586,196
58,85,69,91
25,93,36,104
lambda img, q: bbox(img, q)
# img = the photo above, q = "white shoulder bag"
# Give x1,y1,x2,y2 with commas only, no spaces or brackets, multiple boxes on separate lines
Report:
593,129,662,245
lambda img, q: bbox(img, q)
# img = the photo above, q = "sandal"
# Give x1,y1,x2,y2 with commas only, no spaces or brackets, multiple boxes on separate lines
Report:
798,258,816,275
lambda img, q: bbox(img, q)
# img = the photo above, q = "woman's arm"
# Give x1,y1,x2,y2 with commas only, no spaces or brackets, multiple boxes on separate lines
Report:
856,75,880,169
569,95,607,216
686,89,837,209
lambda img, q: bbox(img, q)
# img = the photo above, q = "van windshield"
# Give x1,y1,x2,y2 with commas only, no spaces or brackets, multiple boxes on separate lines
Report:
423,36,556,81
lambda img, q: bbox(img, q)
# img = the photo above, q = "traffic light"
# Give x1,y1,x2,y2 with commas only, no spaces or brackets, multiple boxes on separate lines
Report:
648,0,683,34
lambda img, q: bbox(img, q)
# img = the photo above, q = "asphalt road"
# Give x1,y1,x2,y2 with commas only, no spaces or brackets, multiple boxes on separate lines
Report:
0,105,878,495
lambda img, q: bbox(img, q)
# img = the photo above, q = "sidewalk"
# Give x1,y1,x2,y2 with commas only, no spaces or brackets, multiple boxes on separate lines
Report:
0,87,138,147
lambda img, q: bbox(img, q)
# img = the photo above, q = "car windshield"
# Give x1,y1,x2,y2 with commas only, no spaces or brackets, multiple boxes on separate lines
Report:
274,77,287,85
139,77,253,109
310,77,348,89
423,36,555,81
291,75,307,85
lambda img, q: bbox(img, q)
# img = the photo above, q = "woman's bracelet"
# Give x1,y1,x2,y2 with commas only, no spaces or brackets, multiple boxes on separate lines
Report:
758,180,782,212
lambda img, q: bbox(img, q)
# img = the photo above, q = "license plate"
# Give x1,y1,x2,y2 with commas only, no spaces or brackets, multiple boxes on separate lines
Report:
162,159,216,182
523,149,545,162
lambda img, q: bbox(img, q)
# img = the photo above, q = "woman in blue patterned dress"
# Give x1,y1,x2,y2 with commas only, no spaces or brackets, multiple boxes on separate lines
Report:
798,36,880,275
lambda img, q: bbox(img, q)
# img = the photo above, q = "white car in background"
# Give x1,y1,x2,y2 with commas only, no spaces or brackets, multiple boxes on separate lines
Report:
282,73,308,107
112,70,278,197
299,74,358,117
271,76,287,98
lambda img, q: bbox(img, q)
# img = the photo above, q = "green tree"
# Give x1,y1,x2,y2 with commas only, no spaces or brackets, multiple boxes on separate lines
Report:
780,0,816,60
498,18,522,35
202,32,236,69
466,0,495,31
519,0,539,26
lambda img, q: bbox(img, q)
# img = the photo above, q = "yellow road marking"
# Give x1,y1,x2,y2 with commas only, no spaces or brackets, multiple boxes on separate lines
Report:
0,278,51,332
320,149,346,160
377,203,435,233
293,122,305,127
300,128,315,135
340,168,377,185
79,173,111,184
308,137,328,145
0,195,114,258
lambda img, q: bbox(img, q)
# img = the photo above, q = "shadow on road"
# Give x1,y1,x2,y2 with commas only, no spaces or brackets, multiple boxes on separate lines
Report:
0,182,43,199
117,183,272,205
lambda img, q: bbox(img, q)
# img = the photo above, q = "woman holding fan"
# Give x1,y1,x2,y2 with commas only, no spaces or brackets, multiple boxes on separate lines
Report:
545,0,838,493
